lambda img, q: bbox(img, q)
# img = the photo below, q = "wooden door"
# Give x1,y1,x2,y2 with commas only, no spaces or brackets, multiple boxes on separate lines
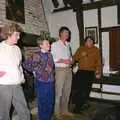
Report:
109,28,120,71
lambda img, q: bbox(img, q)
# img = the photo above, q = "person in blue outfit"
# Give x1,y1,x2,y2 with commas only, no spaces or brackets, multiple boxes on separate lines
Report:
23,37,55,120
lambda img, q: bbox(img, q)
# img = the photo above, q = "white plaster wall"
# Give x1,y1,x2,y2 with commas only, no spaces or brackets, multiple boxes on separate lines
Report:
102,32,110,74
84,9,98,27
101,5,118,27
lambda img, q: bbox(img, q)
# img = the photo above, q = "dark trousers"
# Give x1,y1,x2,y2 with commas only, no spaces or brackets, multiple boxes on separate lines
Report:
72,70,95,109
35,80,55,120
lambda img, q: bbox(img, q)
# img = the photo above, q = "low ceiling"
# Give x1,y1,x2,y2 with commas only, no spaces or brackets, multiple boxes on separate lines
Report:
82,0,101,4
51,0,102,9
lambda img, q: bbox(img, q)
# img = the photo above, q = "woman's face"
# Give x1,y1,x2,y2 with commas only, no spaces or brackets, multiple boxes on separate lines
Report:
40,40,50,51
8,32,20,45
85,38,94,48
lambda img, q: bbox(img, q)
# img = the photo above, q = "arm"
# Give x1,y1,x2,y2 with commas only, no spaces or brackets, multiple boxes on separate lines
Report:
0,71,6,77
73,46,88,62
58,58,72,65
51,43,64,63
61,44,73,65
23,53,43,74
73,47,81,63
19,63,25,83
51,43,59,63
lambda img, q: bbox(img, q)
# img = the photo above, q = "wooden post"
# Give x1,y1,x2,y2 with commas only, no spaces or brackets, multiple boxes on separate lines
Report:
76,7,84,45
117,3,120,24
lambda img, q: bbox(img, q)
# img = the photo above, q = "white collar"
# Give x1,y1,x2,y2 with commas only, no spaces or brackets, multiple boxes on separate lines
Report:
59,39,68,46
41,49,49,53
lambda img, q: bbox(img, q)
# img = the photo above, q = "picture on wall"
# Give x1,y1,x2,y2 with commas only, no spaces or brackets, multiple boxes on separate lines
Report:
6,0,25,24
85,26,98,44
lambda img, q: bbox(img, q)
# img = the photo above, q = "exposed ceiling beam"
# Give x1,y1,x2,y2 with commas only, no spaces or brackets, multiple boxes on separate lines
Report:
53,0,118,13
83,0,117,10
52,0,59,8
90,0,94,3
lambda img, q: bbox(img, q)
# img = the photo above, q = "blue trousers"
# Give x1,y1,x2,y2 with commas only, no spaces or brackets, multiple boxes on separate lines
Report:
35,80,55,120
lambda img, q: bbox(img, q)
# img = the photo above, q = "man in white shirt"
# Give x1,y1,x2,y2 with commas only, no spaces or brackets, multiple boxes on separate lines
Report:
0,23,30,120
51,26,72,117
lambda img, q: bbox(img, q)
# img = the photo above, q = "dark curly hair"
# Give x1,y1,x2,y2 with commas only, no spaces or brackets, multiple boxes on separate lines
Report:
84,36,95,44
59,26,71,42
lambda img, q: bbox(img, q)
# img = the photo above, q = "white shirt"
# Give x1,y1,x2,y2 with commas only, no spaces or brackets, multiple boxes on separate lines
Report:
0,41,25,85
51,40,72,67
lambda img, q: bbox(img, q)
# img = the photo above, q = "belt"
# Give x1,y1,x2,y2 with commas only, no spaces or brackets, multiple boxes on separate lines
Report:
55,67,72,71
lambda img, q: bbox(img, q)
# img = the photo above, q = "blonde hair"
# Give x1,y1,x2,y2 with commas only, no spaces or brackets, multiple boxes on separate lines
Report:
1,22,23,39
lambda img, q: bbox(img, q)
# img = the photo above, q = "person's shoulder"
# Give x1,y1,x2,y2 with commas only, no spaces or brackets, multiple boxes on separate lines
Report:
93,46,99,51
33,51,42,58
93,46,100,54
48,52,53,57
66,41,71,46
80,45,85,49
13,45,22,55
51,40,59,47
34,50,40,54
14,45,20,50
0,41,4,50
77,45,85,51
0,41,5,45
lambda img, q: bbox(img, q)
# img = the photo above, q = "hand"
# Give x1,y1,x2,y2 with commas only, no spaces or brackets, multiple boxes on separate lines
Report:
45,67,52,72
56,59,64,63
58,59,72,64
95,73,101,79
0,71,6,77
81,52,87,57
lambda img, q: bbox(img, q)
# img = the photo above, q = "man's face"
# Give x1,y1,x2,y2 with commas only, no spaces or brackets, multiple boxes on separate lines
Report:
8,32,20,45
60,30,69,41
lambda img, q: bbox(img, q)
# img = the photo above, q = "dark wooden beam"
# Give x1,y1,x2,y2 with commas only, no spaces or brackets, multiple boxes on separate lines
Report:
53,6,71,13
90,0,94,3
52,0,59,8
83,0,117,10
53,0,118,13
97,8,103,89
100,26,120,32
117,3,120,24
76,9,84,45
98,8,102,65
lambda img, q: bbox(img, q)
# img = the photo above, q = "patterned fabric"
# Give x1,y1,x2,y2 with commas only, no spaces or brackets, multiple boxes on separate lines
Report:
23,51,54,82
35,80,54,120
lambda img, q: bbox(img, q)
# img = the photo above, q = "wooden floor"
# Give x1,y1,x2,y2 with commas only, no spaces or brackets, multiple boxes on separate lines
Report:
12,101,115,120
